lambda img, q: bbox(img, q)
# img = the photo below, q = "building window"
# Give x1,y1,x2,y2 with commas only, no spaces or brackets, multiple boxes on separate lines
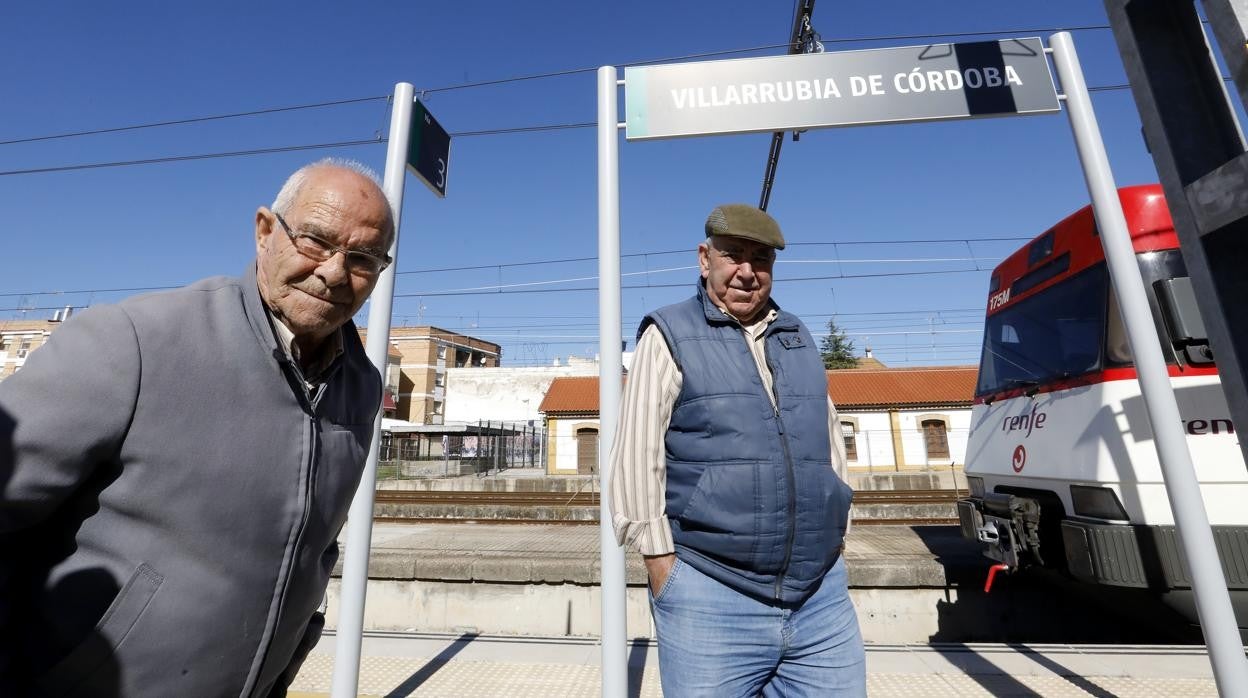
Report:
841,421,857,461
922,419,950,459
437,345,447,360
435,373,445,387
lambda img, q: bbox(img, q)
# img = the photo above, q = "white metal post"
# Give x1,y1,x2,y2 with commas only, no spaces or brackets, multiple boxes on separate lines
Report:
597,65,628,698
330,82,415,698
1050,32,1248,694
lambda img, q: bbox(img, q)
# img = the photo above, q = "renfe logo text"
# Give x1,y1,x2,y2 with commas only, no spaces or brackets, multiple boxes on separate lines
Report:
1001,404,1047,438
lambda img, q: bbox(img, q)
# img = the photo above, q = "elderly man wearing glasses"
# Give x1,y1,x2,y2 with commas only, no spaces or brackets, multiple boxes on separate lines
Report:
0,159,393,697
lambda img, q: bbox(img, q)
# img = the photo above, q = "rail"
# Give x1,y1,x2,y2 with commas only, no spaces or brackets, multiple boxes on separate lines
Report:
372,488,964,525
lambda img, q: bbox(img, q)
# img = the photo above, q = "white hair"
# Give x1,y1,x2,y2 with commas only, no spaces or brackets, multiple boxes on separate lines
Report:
271,157,384,216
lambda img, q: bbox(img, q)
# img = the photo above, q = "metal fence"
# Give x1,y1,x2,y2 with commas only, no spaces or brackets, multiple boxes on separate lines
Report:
842,427,971,475
378,420,546,481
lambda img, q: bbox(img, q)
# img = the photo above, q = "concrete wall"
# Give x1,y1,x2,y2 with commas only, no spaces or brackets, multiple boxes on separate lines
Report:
389,327,501,424
326,579,656,639
547,417,600,475
323,580,1099,644
898,408,971,467
445,364,596,424
840,407,971,471
840,412,897,470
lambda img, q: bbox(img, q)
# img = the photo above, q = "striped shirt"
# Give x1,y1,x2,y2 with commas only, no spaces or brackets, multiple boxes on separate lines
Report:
609,305,849,556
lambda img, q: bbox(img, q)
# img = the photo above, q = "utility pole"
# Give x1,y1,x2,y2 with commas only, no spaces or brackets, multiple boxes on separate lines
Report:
758,0,817,211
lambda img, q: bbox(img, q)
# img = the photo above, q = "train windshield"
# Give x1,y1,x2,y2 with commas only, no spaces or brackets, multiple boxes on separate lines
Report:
976,265,1108,396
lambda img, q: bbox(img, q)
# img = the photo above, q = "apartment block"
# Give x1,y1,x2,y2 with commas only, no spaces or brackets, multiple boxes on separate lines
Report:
386,326,501,424
0,313,71,380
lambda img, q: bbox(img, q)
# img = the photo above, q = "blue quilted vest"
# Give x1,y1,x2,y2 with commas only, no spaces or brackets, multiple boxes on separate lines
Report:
641,281,853,605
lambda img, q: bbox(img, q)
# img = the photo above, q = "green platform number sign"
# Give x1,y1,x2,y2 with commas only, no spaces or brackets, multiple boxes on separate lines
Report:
406,100,450,197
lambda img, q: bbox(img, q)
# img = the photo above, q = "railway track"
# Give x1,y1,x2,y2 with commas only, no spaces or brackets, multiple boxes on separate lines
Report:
372,488,964,526
373,488,963,507
374,490,602,507
374,516,962,526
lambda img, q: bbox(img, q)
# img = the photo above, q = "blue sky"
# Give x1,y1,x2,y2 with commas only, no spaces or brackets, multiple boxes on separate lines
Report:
0,2,1184,367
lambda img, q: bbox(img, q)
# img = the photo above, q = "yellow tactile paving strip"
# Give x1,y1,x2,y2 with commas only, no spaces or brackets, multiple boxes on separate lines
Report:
290,652,1218,697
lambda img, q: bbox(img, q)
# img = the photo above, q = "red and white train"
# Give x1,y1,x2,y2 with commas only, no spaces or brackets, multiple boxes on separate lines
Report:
956,184,1248,628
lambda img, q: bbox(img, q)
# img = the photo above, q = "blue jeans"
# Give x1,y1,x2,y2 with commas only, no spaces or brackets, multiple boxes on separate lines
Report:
649,556,865,697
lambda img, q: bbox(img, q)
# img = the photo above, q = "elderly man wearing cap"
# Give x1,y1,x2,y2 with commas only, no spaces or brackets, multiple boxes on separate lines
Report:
609,204,864,696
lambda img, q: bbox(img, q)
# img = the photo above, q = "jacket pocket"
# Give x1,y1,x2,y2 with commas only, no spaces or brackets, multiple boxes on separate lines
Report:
38,563,164,696
820,467,854,541
676,462,769,568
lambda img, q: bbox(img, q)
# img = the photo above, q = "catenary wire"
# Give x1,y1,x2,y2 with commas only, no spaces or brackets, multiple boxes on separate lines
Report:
0,264,991,308
0,22,1120,148
0,96,390,147
0,239,1026,297
0,266,987,313
397,237,1029,275
0,139,384,177
0,82,1142,177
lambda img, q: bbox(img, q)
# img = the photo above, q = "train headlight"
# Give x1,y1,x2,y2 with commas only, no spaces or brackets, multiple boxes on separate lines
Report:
1070,485,1129,521
966,476,985,498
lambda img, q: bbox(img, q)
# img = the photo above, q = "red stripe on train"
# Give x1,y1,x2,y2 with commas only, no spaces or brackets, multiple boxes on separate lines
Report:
973,364,1220,404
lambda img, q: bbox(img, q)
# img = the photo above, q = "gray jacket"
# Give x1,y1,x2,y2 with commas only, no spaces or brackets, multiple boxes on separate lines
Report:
0,264,381,697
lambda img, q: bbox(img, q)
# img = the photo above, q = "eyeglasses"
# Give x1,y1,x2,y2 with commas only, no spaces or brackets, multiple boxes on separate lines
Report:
273,212,392,276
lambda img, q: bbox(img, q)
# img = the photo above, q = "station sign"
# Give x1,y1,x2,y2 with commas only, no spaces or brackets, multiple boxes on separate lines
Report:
625,38,1059,141
406,99,451,197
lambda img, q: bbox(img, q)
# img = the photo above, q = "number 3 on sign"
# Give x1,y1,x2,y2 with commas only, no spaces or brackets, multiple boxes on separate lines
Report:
435,158,446,189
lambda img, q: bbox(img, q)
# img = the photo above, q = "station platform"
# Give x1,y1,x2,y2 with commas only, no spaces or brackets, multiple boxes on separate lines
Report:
327,522,1198,644
347,520,984,589
288,631,1220,696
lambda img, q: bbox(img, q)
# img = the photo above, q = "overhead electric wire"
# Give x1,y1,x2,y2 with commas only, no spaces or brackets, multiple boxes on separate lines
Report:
0,96,390,147
0,138,384,177
2,23,1122,151
6,22,1121,145
0,119,608,177
0,48,1153,177
0,237,1028,298
394,267,987,299
397,236,1028,275
0,266,989,314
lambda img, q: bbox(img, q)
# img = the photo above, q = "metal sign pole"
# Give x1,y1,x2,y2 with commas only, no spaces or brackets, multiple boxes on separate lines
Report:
330,81,416,698
1050,32,1248,694
597,64,628,698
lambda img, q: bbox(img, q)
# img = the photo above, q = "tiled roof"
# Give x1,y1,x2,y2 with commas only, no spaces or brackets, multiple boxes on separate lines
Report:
539,376,604,414
827,366,978,409
540,366,978,415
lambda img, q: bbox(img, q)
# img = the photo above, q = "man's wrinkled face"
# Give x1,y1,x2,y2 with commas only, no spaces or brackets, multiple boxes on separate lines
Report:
699,235,776,324
255,167,392,350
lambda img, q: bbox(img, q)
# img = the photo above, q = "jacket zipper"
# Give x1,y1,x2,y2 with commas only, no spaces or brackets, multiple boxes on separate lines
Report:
250,360,319,695
764,338,798,602
740,326,798,602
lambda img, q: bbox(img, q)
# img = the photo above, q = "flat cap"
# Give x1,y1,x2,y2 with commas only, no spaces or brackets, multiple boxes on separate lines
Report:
704,204,786,250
